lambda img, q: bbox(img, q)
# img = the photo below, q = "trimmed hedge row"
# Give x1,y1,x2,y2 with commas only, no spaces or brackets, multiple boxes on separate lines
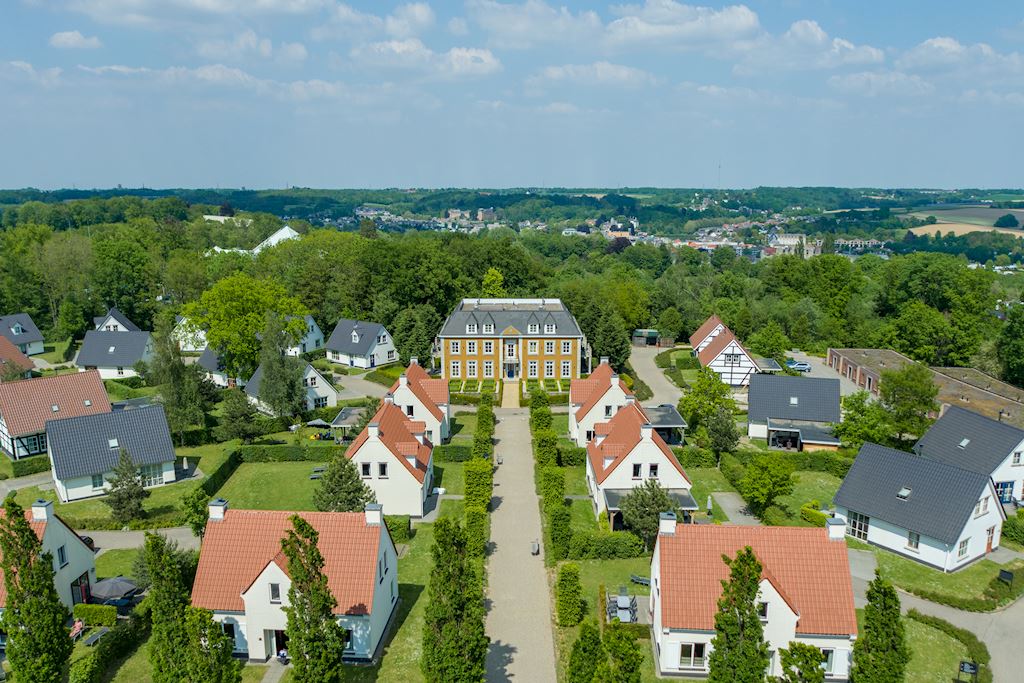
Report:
235,444,335,462
567,530,645,559
673,445,717,469
905,610,993,683
556,563,585,626
201,449,242,496
465,504,489,558
464,458,494,511
556,442,586,467
534,430,559,466
799,502,828,527
539,467,565,504
1002,511,1024,545
731,448,855,479
12,455,51,478
70,600,152,683
385,515,412,543
435,444,473,463
73,603,118,627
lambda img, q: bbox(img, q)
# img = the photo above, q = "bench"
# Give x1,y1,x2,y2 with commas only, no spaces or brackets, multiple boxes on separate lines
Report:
630,574,650,586
312,467,326,473
309,474,322,480
83,627,109,647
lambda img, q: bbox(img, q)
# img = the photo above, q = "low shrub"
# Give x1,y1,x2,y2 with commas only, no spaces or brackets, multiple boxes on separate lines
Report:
673,446,717,468
719,452,746,490
385,515,412,543
557,443,586,467
654,349,674,368
464,458,494,510
12,455,50,478
435,444,473,462
236,445,331,462
70,599,151,683
905,610,993,683
675,354,699,370
548,505,572,561
761,505,790,526
567,530,645,559
463,380,480,392
799,502,828,527
450,393,482,405
631,378,653,401
464,504,489,558
534,430,558,466
1000,512,1024,545
73,603,118,627
609,620,651,640
556,563,585,626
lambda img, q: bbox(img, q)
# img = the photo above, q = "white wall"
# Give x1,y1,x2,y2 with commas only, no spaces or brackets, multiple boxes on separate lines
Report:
748,421,768,439
706,340,758,387
990,438,1024,502
20,340,45,356
38,511,96,609
86,365,141,380
348,438,429,517
286,319,325,357
172,322,206,353
53,459,177,503
391,381,449,443
592,437,690,516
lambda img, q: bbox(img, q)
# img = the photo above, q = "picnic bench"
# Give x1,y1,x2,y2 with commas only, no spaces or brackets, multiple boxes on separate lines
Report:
630,574,651,586
312,466,326,473
83,627,109,647
309,474,322,480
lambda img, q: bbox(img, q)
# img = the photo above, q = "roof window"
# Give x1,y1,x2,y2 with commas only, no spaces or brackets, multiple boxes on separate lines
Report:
789,396,798,406
897,487,912,500
958,438,970,449
51,404,59,412
108,438,119,449
108,346,116,354
84,399,92,407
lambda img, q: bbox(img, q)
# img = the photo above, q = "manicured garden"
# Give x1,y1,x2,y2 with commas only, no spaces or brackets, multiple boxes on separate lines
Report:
433,462,465,495
774,470,843,524
685,467,734,523
214,461,329,511
96,549,138,580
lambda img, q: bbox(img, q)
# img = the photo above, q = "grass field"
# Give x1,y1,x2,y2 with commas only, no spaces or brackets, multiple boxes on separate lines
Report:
450,412,477,441
908,205,1024,227
775,471,843,525
909,223,1024,237
686,467,734,523
564,466,588,496
434,462,464,495
552,413,569,436
214,461,328,511
38,339,74,364
853,609,968,683
96,549,138,580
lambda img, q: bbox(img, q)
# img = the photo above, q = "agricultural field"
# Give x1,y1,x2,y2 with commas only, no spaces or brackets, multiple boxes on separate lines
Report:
908,205,1024,235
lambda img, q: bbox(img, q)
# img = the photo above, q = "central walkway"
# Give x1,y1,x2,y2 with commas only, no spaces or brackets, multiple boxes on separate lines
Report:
628,344,682,406
485,406,557,681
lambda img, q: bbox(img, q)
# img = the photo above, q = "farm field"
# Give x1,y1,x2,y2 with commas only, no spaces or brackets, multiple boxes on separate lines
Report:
908,205,1024,236
909,223,1024,237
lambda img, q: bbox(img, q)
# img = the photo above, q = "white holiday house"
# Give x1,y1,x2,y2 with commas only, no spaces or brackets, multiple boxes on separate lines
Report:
387,358,451,444
244,362,338,415
568,357,633,447
326,319,397,369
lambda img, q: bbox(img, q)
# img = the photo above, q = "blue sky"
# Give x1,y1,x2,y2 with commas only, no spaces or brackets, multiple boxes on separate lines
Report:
1,1,1022,189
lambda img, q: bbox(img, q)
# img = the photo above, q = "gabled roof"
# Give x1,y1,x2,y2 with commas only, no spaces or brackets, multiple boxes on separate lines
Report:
389,361,446,421
326,319,386,357
569,361,631,421
245,362,332,400
439,298,583,338
748,374,841,425
914,406,1024,476
345,401,432,483
0,313,43,346
0,370,111,436
191,508,385,614
586,402,689,485
0,336,32,376
834,443,997,545
688,314,724,348
0,509,89,608
658,525,857,636
77,330,151,368
46,405,176,481
697,329,755,367
93,307,140,332
198,347,225,374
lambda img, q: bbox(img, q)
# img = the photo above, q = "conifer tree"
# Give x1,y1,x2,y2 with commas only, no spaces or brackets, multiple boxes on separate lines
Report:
602,621,643,683
851,573,908,683
567,620,604,683
145,532,190,682
707,546,770,683
281,515,347,683
313,451,376,512
0,498,72,683
184,606,242,683
215,387,262,443
104,447,149,524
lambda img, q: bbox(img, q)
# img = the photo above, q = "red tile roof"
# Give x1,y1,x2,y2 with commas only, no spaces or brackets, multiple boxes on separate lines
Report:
0,370,111,436
688,315,724,348
570,361,632,422
346,401,433,483
0,509,87,608
697,328,754,367
0,336,32,378
191,509,384,615
658,525,857,636
586,403,690,485
390,362,446,422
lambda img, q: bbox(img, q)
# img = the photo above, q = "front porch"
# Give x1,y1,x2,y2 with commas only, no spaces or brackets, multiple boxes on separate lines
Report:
766,418,840,452
603,489,698,531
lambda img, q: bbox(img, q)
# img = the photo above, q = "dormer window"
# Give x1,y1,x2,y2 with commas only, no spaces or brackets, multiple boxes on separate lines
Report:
789,396,798,406
897,486,911,501
351,331,359,343
528,323,539,334
544,323,556,334
958,438,970,449
108,438,119,449
483,323,494,334
11,324,22,335
466,324,478,334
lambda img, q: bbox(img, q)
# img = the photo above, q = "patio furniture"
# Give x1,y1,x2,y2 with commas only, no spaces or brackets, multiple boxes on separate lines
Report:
312,466,326,473
630,574,650,586
83,627,109,647
607,588,638,623
309,474,322,480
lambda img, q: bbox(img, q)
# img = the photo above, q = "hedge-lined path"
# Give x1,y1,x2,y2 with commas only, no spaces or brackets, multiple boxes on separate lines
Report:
484,408,557,682
710,492,760,526
0,471,54,497
77,526,199,554
502,380,519,408
629,344,682,406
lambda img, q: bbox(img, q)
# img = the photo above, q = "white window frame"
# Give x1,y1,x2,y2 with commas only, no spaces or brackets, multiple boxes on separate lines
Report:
57,545,67,568
679,643,706,671
467,341,477,354
483,323,494,334
269,583,282,604
528,361,538,378
545,341,554,354
820,648,835,676
528,340,538,354
449,361,461,378
378,462,389,478
631,463,642,479
140,464,162,488
466,323,478,334
846,510,869,541
449,340,460,354
314,396,328,409
958,538,970,559
1014,451,1022,466
907,531,920,550
467,361,478,378
544,323,556,334
528,323,539,334
561,341,571,354
483,361,493,378
483,341,493,354
561,360,571,378
544,361,554,378
975,497,989,516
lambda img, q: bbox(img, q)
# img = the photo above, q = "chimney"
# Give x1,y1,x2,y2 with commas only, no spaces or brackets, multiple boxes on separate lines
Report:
365,503,383,527
640,424,653,440
208,498,228,521
659,511,677,536
600,356,609,366
30,499,53,522
826,517,845,541
399,375,408,387
384,393,394,405
624,395,636,406
610,373,619,388
368,422,380,438
409,357,418,366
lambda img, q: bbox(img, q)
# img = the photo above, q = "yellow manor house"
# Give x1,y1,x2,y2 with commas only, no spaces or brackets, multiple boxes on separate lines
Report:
437,298,590,381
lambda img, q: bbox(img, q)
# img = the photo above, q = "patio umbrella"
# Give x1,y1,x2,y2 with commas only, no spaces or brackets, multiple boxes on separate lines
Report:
305,419,331,428
91,576,138,602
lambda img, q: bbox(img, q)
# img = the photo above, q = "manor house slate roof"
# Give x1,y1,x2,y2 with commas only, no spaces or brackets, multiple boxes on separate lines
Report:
77,330,151,368
914,406,1024,476
748,374,841,425
326,319,387,357
0,313,43,346
439,298,583,338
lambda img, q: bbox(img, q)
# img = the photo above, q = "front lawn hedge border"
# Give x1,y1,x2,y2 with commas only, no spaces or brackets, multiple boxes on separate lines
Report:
236,445,335,462
385,515,412,543
556,563,585,626
557,443,586,467
906,609,992,683
465,504,489,558
567,530,645,560
464,458,494,511
435,444,473,462
73,603,118,627
69,599,152,683
12,455,51,478
673,446,717,469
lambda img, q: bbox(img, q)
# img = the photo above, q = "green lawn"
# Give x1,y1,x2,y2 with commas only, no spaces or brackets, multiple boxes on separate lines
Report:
0,456,14,479
855,609,967,683
215,462,328,511
552,413,569,436
38,339,73,364
564,466,588,496
96,549,138,580
450,412,477,441
569,497,598,534
876,550,1024,604
101,635,268,683
774,471,843,525
686,467,734,523
434,462,464,495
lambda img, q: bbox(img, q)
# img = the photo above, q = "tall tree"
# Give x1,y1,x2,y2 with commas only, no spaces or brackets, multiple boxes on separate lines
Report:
567,621,604,683
747,320,791,366
481,267,507,297
707,546,770,683
182,488,211,540
773,642,826,683
0,498,73,683
391,304,442,365
104,448,150,524
145,532,191,683
358,218,378,239
740,453,795,515
656,306,685,341
600,621,643,683
851,573,908,683
590,309,631,371
257,313,305,418
832,391,893,449
997,306,1024,388
281,515,347,683
184,607,242,683
879,363,938,443
421,517,489,682
215,388,262,443
92,229,158,328
620,479,678,550
678,367,736,428
313,452,376,512
151,315,211,445
706,405,739,454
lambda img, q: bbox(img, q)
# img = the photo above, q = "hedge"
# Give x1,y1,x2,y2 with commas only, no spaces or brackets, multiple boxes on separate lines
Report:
905,610,993,683
567,530,645,559
534,430,558,467
12,455,50,478
799,502,828,527
450,393,484,405
761,505,789,526
1002,512,1024,545
719,452,746,490
435,444,473,463
654,349,674,368
548,504,572,561
465,504,489,558
385,515,412,543
200,449,242,496
73,603,118,627
70,600,151,683
557,443,586,467
236,445,334,462
675,354,700,370
673,446,717,469
464,458,494,511
539,467,565,506
556,563,585,626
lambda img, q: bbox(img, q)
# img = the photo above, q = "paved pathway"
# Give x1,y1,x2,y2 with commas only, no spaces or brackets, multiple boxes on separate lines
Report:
485,407,556,682
77,526,200,553
787,351,858,396
0,471,54,497
628,345,681,407
259,660,287,683
711,492,761,526
334,372,390,400
501,380,520,408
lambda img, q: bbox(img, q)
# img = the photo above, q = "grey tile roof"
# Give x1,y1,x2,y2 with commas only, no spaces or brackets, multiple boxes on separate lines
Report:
643,404,688,429
748,374,841,425
767,419,840,445
833,442,993,545
0,313,43,345
46,404,176,481
77,330,151,368
914,406,1024,476
326,319,385,357
198,347,225,374
438,298,583,338
93,307,141,332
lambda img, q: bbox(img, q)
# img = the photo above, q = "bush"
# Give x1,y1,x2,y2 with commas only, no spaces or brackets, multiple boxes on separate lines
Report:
465,504,489,558
200,449,241,497
567,530,645,559
556,563,585,626
1002,513,1024,545
534,430,558,466
719,452,746,489
761,505,790,526
530,408,552,433
799,502,828,527
464,458,493,510
236,445,331,462
435,444,473,462
450,393,482,405
675,354,700,370
557,443,587,467
73,603,118,626
539,467,565,504
905,610,992,683
70,599,151,683
385,515,412,543
654,349,674,368
549,505,572,561
631,378,653,401
12,455,50,477
673,446,717,468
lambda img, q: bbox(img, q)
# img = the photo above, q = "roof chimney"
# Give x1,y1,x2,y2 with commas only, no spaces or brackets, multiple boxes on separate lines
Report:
399,374,408,387
365,503,383,527
208,498,228,521
640,424,653,441
610,373,619,388
409,357,418,366
826,517,845,541
31,499,53,522
659,511,677,536
368,422,380,438
384,393,394,405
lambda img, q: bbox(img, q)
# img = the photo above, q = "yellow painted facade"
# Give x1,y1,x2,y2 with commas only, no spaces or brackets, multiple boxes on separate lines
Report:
441,333,581,380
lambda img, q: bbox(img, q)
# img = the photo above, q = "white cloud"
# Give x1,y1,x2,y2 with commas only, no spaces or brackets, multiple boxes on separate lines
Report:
605,1,761,50
528,61,658,88
197,30,307,63
537,101,579,114
2,61,63,87
315,2,437,40
350,39,501,79
827,70,933,97
733,19,882,74
68,0,325,25
278,42,309,63
448,17,469,36
49,30,102,49
896,36,1024,79
385,3,435,38
466,0,602,49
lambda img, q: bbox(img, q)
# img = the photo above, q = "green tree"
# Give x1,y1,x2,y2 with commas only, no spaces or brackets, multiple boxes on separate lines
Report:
358,217,378,238
851,573,908,683
314,452,376,512
740,453,795,515
481,267,507,297
281,515,347,683
104,448,150,524
774,642,826,683
184,606,242,683
747,320,791,365
707,406,739,454
568,620,605,683
0,498,73,683
994,213,1019,228
601,621,643,683
145,532,190,683
421,517,489,682
997,306,1024,387
257,314,305,418
556,562,585,626
679,367,736,428
151,316,210,445
391,305,442,365
620,479,678,550
182,488,211,539
591,309,631,371
656,306,685,341
708,547,770,683
92,230,157,329
215,388,262,443
879,363,938,444
832,391,893,449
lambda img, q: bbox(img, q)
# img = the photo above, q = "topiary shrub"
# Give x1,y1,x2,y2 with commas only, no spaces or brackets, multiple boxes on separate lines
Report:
673,445,717,468
556,563,585,626
534,430,558,466
464,458,494,511
464,504,489,558
799,502,828,527
548,504,572,561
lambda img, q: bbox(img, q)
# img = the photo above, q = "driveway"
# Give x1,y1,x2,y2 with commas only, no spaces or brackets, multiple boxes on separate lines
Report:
711,492,761,526
629,345,682,407
333,372,390,400
78,526,200,554
786,351,858,396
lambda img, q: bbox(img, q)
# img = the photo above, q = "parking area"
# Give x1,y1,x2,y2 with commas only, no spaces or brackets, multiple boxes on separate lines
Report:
786,351,859,396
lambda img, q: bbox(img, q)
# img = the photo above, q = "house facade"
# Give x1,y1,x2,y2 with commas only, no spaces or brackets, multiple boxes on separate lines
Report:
585,402,694,522
697,330,760,387
326,319,398,369
651,520,857,680
76,330,154,379
285,315,324,357
173,316,207,353
834,443,1004,572
568,357,633,447
198,348,247,388
245,362,339,415
345,399,433,517
0,371,111,459
388,358,451,443
438,298,588,381
93,307,140,332
46,405,177,503
0,313,44,356
747,374,841,451
688,315,727,354
192,501,398,663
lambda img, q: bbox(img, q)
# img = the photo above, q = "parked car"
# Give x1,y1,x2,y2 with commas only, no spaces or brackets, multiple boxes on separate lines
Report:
785,359,812,372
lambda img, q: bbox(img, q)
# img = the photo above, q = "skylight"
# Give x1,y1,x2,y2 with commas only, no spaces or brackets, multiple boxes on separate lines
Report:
108,438,119,449
789,396,798,406
897,487,912,500
84,399,92,407
108,346,116,354
51,404,59,412
958,438,971,449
